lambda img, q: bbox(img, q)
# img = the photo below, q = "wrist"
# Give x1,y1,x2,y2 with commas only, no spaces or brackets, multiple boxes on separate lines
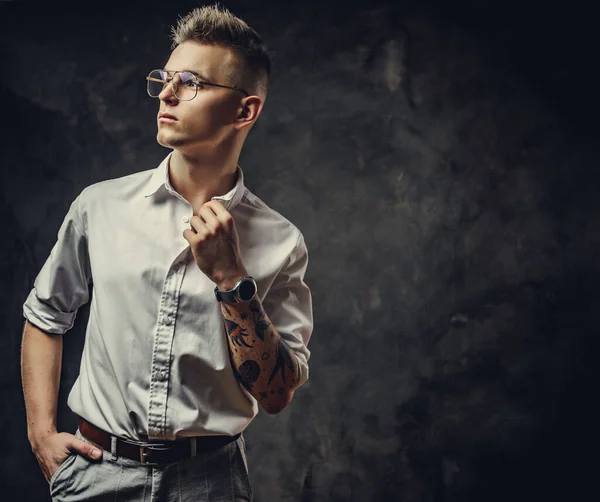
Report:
28,424,57,447
216,278,242,291
215,270,248,291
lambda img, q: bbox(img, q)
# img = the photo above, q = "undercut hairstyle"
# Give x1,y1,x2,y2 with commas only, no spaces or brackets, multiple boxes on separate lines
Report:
169,2,271,101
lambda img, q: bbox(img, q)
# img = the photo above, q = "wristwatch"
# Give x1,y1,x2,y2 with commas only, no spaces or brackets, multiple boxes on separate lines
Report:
214,276,257,303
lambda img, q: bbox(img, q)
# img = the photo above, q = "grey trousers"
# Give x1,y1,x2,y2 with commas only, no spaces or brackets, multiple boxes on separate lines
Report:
49,429,253,501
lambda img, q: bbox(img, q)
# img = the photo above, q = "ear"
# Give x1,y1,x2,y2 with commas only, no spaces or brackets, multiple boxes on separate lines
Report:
234,96,263,130
238,104,249,119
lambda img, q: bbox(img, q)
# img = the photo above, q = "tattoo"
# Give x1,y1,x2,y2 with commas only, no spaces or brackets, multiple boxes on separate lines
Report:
225,319,253,348
267,337,297,385
221,298,299,408
236,360,260,391
249,300,261,316
249,299,271,341
256,321,270,341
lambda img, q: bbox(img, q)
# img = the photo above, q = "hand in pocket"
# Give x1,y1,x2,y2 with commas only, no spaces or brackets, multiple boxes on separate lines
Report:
30,431,103,483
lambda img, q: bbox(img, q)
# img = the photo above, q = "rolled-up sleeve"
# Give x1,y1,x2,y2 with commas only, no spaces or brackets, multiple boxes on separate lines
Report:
262,230,313,389
22,192,92,335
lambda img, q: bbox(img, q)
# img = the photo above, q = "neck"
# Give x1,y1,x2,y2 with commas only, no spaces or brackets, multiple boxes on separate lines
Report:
168,148,239,208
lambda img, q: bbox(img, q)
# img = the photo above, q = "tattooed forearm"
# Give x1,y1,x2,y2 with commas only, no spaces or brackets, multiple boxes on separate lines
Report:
268,336,299,385
221,298,300,413
249,300,271,341
232,360,261,392
224,318,253,348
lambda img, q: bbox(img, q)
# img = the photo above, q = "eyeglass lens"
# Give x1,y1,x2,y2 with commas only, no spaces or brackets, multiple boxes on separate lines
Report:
147,70,198,100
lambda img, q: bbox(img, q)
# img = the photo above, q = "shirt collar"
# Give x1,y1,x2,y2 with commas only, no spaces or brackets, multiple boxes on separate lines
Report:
143,151,246,211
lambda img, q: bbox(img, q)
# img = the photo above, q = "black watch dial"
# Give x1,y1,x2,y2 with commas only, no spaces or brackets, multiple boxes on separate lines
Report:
238,279,256,301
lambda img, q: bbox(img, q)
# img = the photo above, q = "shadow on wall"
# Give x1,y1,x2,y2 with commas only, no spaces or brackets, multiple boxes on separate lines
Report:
300,272,599,501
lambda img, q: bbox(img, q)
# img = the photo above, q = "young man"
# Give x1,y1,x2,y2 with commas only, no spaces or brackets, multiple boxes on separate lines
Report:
21,4,313,500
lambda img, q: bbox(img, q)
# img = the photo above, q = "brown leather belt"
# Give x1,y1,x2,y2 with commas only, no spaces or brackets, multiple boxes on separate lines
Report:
78,417,241,465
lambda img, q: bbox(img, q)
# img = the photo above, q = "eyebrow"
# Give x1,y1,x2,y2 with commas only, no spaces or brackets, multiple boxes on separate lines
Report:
164,68,213,82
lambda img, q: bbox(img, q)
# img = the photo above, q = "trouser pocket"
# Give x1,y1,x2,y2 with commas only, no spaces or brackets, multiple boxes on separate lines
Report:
233,436,253,500
49,452,78,497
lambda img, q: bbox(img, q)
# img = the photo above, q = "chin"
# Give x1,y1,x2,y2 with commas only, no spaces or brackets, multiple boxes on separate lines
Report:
157,130,220,154
157,133,184,149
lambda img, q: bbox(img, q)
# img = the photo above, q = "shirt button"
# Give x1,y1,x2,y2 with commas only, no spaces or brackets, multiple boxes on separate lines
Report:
182,216,190,223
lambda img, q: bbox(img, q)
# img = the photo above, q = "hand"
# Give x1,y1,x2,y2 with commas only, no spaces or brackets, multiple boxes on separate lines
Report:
183,200,247,288
30,431,102,484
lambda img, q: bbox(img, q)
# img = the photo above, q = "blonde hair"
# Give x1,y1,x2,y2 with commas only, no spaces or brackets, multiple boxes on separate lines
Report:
169,2,270,101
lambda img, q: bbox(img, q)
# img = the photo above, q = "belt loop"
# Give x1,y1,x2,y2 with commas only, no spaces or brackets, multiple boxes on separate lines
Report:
190,437,197,458
111,435,118,460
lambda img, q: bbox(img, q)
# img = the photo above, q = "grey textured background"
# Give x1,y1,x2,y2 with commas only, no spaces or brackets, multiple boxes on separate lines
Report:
2,0,599,500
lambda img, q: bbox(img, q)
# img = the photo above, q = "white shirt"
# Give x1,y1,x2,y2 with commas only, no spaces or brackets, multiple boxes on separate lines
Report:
22,151,313,441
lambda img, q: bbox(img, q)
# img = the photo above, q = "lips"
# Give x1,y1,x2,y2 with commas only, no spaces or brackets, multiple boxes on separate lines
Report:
158,112,177,120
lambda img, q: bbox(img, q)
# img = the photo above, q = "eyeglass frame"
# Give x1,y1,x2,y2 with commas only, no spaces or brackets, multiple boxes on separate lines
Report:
146,68,249,100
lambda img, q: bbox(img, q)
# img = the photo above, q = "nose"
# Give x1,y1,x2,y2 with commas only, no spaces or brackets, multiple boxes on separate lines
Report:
158,79,178,102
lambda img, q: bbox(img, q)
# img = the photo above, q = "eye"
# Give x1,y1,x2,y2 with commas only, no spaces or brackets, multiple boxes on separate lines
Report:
178,72,199,87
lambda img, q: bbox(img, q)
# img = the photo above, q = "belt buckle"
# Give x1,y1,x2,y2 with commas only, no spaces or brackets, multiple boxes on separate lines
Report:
139,443,170,464
140,445,151,464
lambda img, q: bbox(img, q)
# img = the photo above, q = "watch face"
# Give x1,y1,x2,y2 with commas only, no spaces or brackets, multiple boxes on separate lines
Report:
238,279,256,301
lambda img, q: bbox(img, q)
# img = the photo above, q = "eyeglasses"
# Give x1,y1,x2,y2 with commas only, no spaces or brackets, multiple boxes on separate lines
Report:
146,69,249,101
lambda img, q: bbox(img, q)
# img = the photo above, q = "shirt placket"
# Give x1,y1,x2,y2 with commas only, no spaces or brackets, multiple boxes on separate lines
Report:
147,255,187,439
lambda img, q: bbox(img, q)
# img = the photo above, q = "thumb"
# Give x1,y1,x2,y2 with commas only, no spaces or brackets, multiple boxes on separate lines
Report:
69,436,102,460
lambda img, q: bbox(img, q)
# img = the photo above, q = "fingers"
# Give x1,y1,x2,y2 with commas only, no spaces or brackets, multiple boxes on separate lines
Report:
198,205,220,232
190,213,212,234
67,434,102,460
183,227,195,242
184,201,235,246
207,200,231,221
192,203,232,234
200,201,233,226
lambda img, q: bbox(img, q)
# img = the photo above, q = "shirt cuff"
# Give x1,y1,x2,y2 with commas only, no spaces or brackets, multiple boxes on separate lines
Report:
22,288,78,335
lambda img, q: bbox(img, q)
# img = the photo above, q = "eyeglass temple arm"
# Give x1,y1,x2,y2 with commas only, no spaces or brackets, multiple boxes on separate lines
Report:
146,75,248,96
203,81,249,96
